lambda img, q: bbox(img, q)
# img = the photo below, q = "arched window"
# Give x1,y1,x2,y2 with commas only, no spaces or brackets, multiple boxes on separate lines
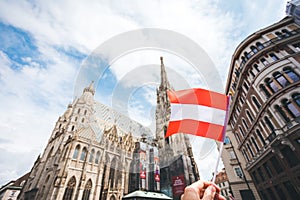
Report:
239,126,245,137
246,110,254,121
242,149,250,162
109,158,117,188
265,116,275,131
95,151,100,164
282,29,291,37
247,143,254,157
73,145,80,159
80,147,87,161
282,99,300,118
275,105,290,122
265,77,279,93
256,129,266,146
82,179,92,200
259,84,271,98
244,51,251,59
256,42,264,50
292,93,300,107
253,64,260,72
89,149,95,163
235,132,241,143
260,58,269,66
242,118,249,130
269,53,279,61
283,67,300,82
250,45,258,53
251,137,260,152
252,96,261,110
275,31,283,39
274,71,289,87
63,176,76,200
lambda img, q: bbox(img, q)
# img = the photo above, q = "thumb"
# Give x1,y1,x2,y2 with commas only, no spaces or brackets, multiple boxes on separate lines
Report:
202,185,216,200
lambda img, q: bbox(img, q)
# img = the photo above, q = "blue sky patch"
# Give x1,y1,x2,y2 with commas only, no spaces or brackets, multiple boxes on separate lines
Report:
0,22,42,69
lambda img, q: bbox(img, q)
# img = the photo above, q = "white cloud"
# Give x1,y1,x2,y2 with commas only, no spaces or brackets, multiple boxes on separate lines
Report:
0,0,289,186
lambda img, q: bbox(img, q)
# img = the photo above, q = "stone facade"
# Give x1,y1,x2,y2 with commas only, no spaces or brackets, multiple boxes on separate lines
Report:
18,58,200,200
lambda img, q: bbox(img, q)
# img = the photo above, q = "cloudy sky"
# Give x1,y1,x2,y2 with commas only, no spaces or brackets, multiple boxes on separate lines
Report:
0,0,288,185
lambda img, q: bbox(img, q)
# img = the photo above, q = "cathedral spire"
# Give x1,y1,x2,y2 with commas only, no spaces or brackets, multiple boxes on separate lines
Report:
160,57,170,90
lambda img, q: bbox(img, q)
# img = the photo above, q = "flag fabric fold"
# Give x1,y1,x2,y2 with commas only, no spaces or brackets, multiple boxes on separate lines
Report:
166,88,230,142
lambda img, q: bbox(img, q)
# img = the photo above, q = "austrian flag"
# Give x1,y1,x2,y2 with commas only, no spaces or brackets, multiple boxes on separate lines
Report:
166,88,230,142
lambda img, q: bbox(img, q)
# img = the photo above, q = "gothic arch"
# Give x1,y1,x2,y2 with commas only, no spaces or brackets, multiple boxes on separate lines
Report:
81,179,92,200
63,176,76,200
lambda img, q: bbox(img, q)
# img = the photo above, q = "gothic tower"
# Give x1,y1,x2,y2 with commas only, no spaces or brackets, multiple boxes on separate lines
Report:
18,83,139,200
155,57,200,199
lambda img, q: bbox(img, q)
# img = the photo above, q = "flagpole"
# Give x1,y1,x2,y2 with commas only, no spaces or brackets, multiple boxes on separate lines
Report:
212,141,223,183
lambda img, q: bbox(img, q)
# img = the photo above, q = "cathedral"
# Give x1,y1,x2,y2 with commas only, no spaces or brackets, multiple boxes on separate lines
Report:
18,58,199,200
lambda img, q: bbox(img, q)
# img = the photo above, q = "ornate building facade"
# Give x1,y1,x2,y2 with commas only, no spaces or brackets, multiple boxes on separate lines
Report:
223,7,300,199
18,57,200,200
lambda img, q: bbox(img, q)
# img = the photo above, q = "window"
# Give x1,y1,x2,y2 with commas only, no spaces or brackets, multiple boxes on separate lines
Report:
234,167,243,178
78,109,81,114
80,147,87,161
252,96,261,109
251,137,259,152
89,149,95,163
71,126,75,131
74,117,77,122
95,151,100,164
243,149,250,162
275,105,290,122
260,58,269,66
292,93,300,107
256,129,266,146
242,119,249,130
269,53,278,61
243,82,249,91
265,116,275,131
282,29,291,37
256,42,264,50
239,126,245,136
274,72,289,87
84,110,87,116
275,31,283,39
81,118,85,123
82,180,92,200
235,132,241,143
282,99,300,118
73,145,80,159
293,42,300,51
247,143,254,157
263,163,273,178
259,84,271,98
270,156,283,174
282,146,299,167
63,176,76,200
283,67,300,82
257,167,265,181
229,150,236,159
265,78,279,93
253,64,260,72
246,110,254,122
250,45,258,53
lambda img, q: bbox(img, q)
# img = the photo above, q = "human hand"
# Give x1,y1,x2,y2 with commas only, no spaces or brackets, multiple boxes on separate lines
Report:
181,180,226,200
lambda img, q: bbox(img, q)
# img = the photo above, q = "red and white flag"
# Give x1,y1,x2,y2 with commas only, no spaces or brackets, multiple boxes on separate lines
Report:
166,88,230,142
